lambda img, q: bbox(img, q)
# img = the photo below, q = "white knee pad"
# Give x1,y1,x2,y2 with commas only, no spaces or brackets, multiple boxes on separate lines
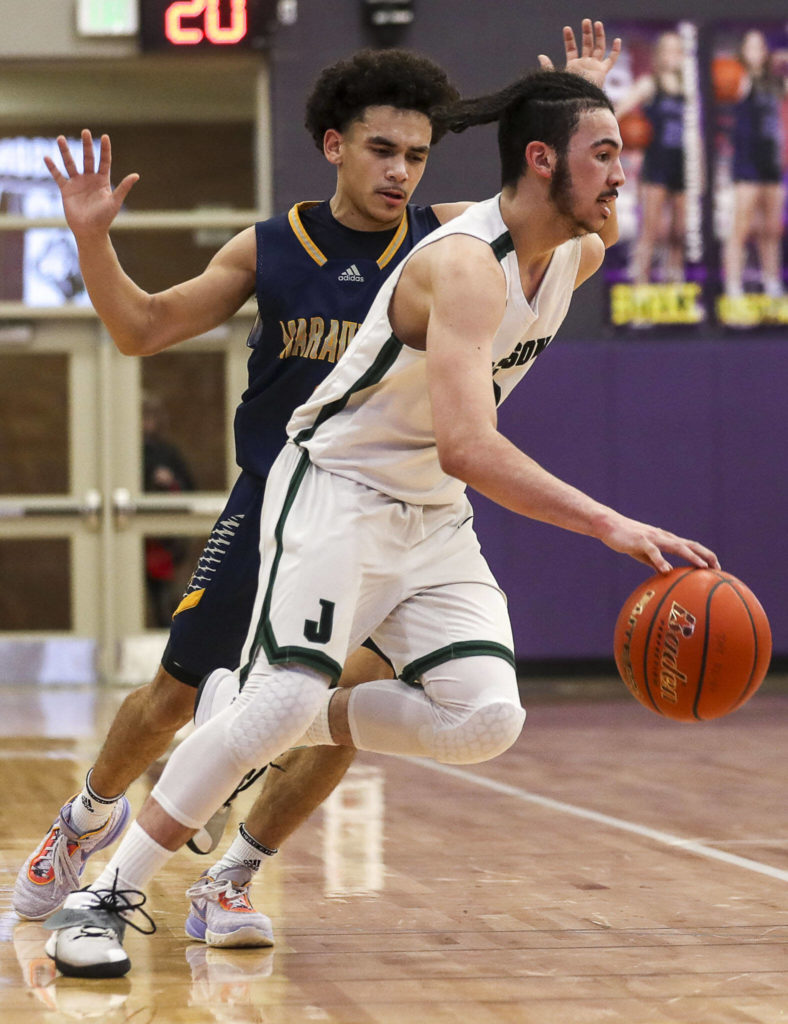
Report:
152,664,328,829
428,698,525,764
226,663,329,769
348,655,525,765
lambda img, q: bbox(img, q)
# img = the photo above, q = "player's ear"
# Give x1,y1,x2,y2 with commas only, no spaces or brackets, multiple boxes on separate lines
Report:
524,141,555,179
323,129,343,165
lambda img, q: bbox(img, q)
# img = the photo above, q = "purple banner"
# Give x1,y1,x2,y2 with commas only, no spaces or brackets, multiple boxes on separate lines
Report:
604,21,706,329
710,22,788,328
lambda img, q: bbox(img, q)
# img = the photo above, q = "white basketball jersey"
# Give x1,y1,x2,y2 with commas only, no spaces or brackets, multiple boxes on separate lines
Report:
287,195,581,506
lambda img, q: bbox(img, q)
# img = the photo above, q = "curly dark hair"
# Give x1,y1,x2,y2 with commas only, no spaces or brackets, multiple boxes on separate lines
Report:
304,48,459,148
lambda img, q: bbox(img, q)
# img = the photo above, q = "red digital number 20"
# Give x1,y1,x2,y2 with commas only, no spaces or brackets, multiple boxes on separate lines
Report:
165,0,248,45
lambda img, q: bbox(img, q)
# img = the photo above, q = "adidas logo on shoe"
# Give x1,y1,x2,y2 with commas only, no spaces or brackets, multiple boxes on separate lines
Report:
338,264,364,283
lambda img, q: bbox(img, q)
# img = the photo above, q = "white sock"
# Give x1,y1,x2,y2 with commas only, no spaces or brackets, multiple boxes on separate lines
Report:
209,823,277,883
69,771,123,835
90,822,173,893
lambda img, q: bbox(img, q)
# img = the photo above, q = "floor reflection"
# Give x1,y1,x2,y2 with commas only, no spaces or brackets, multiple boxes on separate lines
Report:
186,945,273,1023
13,920,133,1020
322,765,384,897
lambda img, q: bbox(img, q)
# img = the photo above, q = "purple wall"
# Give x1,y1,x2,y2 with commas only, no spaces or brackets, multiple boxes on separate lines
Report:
268,1,788,659
470,337,788,658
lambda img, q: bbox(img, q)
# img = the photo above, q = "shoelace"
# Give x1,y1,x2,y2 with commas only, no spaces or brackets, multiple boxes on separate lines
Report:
220,884,253,911
86,872,157,935
185,876,251,906
39,830,80,892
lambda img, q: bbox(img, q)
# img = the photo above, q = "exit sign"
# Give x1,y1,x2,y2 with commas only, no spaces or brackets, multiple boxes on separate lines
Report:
77,0,139,36
139,0,278,51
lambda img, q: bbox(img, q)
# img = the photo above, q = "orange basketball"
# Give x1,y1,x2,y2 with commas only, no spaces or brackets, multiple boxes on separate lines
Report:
618,111,653,150
712,55,745,104
614,567,771,722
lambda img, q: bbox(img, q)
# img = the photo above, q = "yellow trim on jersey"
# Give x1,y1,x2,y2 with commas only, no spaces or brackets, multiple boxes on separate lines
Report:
376,212,409,269
288,202,327,266
288,200,410,269
172,588,205,617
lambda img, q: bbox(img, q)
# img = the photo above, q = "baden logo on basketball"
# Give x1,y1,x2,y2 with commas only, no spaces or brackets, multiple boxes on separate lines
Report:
659,602,697,703
668,601,696,639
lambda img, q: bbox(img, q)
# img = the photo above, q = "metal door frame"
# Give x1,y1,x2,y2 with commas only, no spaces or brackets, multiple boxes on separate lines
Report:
0,308,254,684
0,58,270,685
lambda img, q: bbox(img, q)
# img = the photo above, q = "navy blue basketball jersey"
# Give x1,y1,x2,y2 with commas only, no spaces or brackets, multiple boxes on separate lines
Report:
732,82,784,183
233,201,440,479
641,87,685,192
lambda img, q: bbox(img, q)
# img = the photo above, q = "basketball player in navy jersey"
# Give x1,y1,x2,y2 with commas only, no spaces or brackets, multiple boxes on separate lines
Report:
14,47,464,946
42,24,718,979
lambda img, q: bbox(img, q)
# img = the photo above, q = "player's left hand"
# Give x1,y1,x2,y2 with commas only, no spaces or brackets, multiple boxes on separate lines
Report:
538,19,621,89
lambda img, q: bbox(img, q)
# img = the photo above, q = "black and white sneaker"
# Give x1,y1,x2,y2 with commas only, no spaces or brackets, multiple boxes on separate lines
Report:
43,876,155,979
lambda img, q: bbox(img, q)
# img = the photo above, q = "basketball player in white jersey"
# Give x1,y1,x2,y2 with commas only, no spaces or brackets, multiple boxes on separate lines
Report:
44,26,719,977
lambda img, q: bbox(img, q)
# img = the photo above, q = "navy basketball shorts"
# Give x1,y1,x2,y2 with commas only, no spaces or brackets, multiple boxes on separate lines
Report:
641,145,685,193
161,471,266,687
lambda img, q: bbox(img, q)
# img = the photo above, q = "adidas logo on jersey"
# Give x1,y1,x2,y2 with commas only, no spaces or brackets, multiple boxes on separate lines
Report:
338,264,365,283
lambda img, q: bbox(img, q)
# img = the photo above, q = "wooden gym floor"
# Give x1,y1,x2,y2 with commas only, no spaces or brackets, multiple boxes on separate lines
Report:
1,675,787,1023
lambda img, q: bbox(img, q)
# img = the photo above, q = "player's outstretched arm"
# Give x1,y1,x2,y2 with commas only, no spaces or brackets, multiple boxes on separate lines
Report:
538,18,622,89
418,241,718,575
45,130,256,356
45,131,139,240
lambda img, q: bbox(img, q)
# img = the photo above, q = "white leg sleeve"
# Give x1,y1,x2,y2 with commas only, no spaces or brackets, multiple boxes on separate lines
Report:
346,656,525,765
151,665,329,828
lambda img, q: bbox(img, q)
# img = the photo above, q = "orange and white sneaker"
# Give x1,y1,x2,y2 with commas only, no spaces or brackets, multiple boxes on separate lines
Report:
13,798,131,921
185,868,274,948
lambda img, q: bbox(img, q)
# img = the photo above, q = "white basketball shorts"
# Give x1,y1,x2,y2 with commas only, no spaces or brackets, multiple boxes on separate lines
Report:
240,443,515,684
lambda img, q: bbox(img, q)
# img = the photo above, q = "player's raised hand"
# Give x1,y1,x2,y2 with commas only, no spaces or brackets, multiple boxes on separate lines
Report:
44,130,139,240
538,19,622,89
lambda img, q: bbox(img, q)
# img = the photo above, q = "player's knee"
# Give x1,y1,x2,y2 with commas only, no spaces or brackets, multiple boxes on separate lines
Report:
225,665,329,770
132,669,196,733
431,699,525,765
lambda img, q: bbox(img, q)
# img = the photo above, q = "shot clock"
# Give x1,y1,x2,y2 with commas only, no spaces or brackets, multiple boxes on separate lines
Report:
139,0,279,50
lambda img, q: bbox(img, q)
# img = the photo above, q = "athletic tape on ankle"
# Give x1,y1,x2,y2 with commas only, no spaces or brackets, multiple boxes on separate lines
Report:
239,822,277,857
85,769,126,805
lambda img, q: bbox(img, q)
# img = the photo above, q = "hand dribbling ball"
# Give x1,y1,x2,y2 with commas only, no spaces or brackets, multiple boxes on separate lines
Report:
614,567,771,721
